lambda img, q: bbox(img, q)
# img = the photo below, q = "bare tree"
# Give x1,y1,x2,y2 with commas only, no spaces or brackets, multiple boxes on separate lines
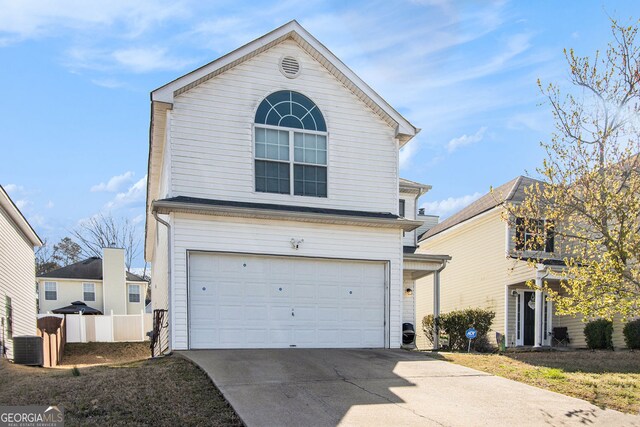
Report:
72,213,142,271
35,239,62,276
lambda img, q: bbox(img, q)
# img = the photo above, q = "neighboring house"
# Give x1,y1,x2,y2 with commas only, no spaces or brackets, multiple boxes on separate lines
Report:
146,21,449,352
0,185,43,360
37,247,148,316
416,176,628,350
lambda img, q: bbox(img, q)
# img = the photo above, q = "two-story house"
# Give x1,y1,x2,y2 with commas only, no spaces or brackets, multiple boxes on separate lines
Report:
37,247,148,316
0,185,43,360
416,176,628,349
146,21,449,353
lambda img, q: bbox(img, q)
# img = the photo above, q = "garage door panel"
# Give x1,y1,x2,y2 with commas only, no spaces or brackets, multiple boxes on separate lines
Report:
189,253,385,349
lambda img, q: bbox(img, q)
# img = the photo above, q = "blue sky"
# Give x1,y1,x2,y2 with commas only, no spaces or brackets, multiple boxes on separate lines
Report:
0,0,636,268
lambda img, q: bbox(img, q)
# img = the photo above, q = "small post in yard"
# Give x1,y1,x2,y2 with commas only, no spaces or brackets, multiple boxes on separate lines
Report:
465,327,477,353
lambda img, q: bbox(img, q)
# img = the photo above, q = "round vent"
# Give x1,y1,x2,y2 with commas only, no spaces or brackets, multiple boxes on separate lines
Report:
279,56,301,78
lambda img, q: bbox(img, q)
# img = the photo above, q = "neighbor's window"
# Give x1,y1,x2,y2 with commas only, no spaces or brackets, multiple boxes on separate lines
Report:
254,90,328,197
83,283,95,302
515,218,555,252
128,284,140,303
399,199,406,217
44,282,57,300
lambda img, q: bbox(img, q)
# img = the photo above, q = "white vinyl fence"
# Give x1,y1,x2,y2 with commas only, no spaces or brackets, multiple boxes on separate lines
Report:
65,310,153,343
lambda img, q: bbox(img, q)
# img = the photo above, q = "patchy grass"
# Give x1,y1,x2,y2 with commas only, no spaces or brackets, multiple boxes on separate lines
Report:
426,350,640,414
60,342,150,367
0,353,243,426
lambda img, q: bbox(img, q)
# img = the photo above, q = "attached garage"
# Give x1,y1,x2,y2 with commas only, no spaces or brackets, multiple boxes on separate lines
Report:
188,252,387,349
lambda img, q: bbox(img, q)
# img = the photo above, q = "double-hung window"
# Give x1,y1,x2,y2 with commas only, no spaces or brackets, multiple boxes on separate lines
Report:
128,284,141,303
83,283,95,302
254,91,328,198
44,282,57,301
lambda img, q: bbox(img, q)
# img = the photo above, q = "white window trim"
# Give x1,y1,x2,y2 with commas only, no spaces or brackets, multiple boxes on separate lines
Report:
44,281,58,301
83,282,96,302
128,284,141,303
253,123,329,198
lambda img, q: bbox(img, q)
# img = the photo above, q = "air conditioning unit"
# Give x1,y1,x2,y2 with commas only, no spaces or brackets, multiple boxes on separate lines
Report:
13,336,43,366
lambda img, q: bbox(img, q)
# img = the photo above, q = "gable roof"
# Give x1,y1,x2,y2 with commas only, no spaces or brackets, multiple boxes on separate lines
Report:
399,178,432,195
38,257,147,282
0,185,42,247
419,176,544,241
151,20,418,143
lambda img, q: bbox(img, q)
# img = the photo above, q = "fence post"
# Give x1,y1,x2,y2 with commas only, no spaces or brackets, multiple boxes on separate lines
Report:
140,309,145,341
79,312,86,343
110,310,115,342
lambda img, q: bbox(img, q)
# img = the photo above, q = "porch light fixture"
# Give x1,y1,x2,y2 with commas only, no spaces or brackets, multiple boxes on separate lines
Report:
290,238,304,250
405,288,413,296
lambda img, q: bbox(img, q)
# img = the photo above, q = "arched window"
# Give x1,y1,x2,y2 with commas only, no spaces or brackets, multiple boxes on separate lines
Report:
254,91,327,197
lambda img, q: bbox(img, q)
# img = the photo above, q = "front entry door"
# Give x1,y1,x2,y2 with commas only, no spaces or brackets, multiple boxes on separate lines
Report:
523,291,535,346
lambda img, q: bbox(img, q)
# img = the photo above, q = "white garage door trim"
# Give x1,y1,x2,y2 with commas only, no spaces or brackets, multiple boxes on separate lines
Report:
186,250,389,349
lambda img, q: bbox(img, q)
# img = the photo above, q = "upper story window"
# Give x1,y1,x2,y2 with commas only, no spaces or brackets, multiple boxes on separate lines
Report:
254,91,328,198
83,283,96,302
44,282,57,301
515,218,555,253
128,284,141,303
399,200,406,217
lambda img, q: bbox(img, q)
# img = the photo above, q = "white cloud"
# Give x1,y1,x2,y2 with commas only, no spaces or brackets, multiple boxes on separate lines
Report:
112,47,196,73
0,0,186,42
421,192,483,218
90,78,125,89
399,140,420,170
46,200,54,209
446,127,487,153
14,199,30,210
104,175,146,210
3,183,24,194
91,171,134,192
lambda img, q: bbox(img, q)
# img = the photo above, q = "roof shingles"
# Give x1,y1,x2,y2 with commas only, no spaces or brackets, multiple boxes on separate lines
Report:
39,257,147,282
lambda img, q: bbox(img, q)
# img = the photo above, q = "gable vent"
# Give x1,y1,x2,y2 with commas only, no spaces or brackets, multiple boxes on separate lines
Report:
279,56,301,78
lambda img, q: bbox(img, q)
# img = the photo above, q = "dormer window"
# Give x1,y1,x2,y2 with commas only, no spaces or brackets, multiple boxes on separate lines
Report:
254,91,328,197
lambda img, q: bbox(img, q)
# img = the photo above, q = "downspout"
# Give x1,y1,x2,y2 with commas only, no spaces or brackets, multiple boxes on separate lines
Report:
433,260,448,351
153,210,172,354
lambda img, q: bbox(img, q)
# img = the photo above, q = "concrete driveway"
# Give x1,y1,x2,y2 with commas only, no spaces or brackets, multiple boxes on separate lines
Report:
181,349,639,427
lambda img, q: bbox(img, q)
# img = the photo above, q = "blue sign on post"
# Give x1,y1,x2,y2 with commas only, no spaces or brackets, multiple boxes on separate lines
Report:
466,327,477,353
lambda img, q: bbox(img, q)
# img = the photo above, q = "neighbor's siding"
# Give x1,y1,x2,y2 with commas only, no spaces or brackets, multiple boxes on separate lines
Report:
0,205,37,360
169,39,399,215
38,280,104,314
126,282,148,315
170,213,403,350
415,207,535,349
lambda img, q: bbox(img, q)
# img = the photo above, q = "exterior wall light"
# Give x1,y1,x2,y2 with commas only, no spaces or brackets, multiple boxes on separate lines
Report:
405,288,413,296
290,238,304,250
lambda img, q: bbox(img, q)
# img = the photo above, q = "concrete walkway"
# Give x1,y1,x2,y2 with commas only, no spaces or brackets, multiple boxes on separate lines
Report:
181,349,640,427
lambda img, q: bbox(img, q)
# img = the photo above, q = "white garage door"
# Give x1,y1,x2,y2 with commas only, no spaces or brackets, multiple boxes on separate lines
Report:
188,252,386,349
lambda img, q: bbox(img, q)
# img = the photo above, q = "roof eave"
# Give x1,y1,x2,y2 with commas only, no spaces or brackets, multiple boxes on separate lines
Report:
150,20,417,139
152,199,423,232
0,186,43,247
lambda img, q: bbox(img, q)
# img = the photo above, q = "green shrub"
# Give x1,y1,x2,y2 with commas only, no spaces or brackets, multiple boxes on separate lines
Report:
623,319,640,349
583,319,613,350
422,308,495,351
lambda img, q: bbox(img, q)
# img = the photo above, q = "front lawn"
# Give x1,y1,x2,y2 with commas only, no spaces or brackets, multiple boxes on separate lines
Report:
426,350,640,414
0,347,243,426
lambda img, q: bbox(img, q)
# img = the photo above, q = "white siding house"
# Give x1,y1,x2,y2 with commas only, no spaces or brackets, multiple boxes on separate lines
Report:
146,21,448,353
0,185,43,360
